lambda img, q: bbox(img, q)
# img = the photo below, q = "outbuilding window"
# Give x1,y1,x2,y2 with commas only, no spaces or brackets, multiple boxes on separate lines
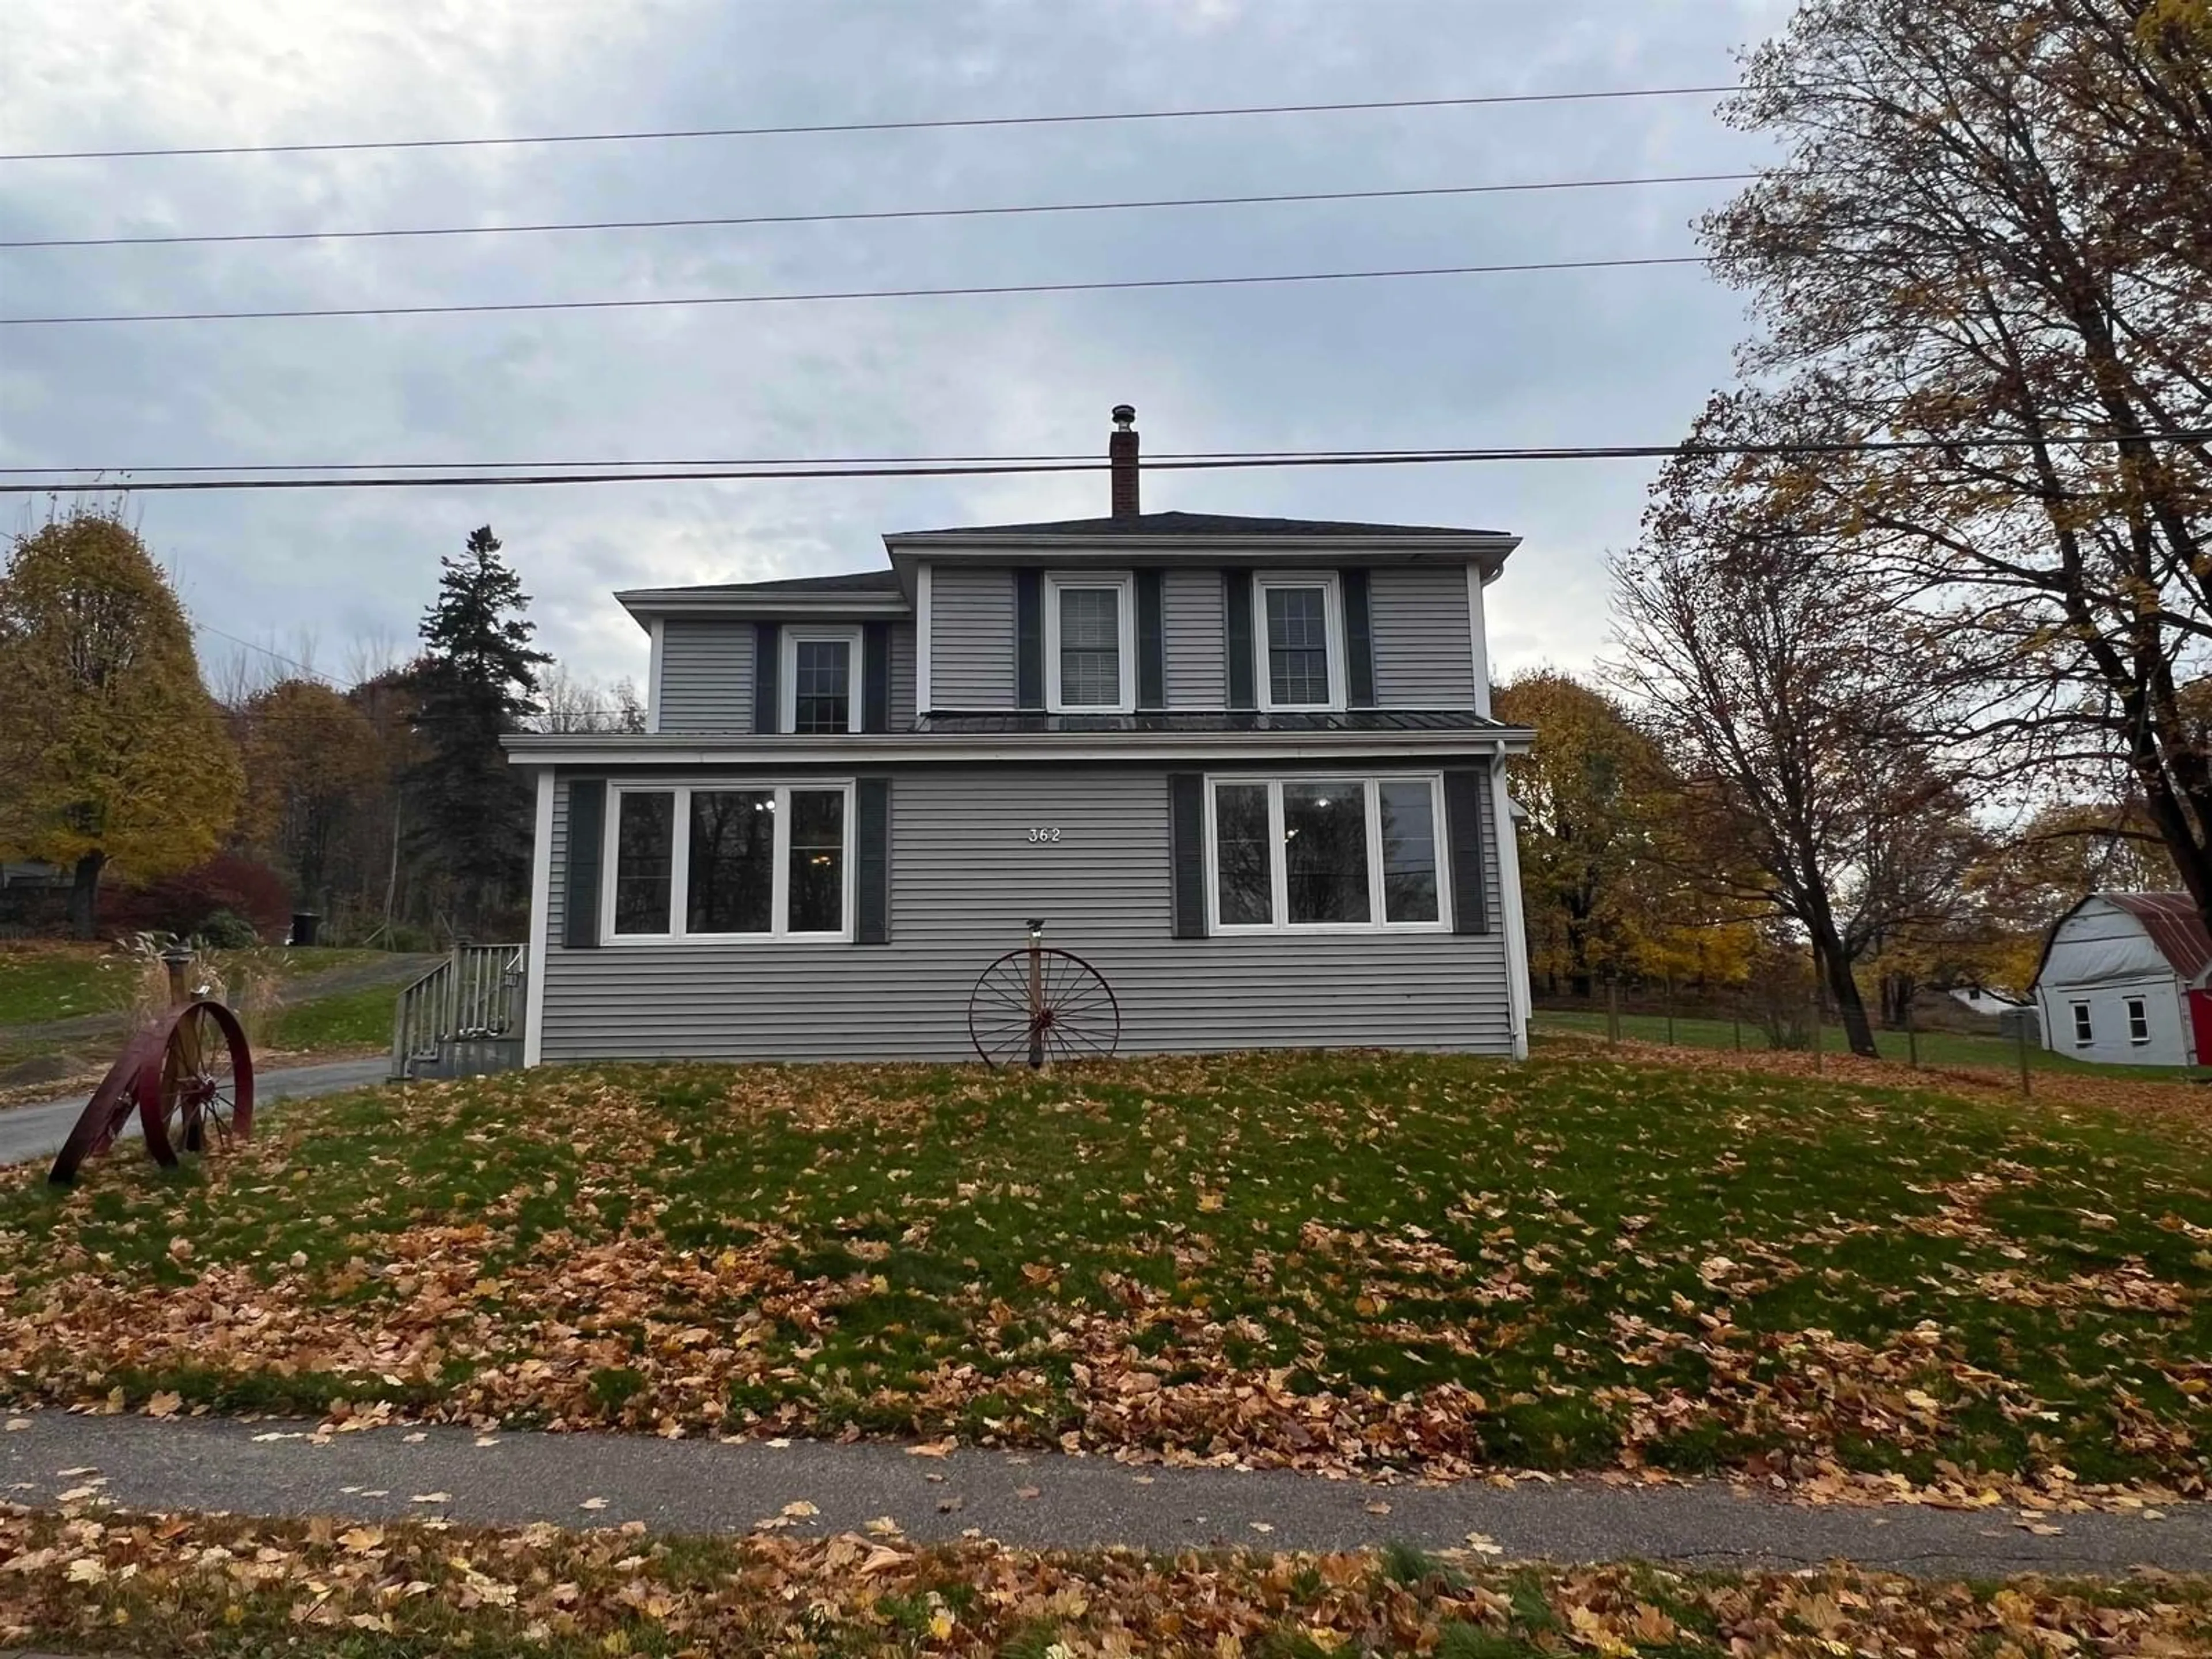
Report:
605,783,853,941
1206,775,1446,933
2071,1002,2094,1048
2127,997,2150,1045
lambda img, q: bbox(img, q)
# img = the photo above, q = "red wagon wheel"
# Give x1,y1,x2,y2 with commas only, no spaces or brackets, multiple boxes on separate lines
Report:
968,945,1121,1069
138,999,255,1168
48,1025,168,1186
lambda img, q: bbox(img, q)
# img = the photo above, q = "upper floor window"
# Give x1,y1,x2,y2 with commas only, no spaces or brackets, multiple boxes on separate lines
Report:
607,782,853,942
782,628,861,734
1046,571,1134,713
1256,573,1343,711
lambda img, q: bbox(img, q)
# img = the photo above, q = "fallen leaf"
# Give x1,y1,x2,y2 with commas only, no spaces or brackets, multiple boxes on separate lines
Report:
781,1501,819,1518
409,1493,451,1505
578,1498,608,1512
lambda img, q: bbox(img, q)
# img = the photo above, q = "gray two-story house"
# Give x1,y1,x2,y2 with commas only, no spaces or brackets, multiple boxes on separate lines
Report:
505,408,1535,1065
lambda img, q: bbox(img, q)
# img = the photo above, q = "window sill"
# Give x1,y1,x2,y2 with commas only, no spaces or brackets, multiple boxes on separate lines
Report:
598,933,856,947
1210,922,1452,938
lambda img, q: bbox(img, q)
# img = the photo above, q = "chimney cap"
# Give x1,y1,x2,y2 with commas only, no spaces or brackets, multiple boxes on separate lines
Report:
1111,403,1137,430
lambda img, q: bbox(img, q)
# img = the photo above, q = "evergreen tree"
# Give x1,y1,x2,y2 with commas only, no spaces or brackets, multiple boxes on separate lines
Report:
405,526,550,933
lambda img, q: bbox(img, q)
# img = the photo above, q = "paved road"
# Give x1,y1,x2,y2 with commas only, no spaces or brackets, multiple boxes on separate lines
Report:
2,1412,2203,1577
0,1058,392,1168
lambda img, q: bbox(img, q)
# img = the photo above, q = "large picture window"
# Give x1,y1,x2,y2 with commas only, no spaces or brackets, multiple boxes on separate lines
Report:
1255,573,1343,711
781,629,862,734
1045,571,1135,711
1205,775,1446,933
606,783,853,941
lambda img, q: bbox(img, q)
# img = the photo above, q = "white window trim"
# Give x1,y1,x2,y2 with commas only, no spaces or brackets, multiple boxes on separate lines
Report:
780,627,864,734
2071,1001,2094,1048
1202,772,1451,936
2127,997,2151,1045
602,781,857,945
1044,570,1137,714
1253,571,1346,713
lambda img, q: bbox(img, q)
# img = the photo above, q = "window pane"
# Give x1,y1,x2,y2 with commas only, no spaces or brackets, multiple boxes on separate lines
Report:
1059,588,1122,707
786,789,846,933
687,790,774,934
1266,587,1331,706
1213,783,1273,926
612,791,675,935
1283,782,1370,924
792,639,852,734
1379,781,1441,923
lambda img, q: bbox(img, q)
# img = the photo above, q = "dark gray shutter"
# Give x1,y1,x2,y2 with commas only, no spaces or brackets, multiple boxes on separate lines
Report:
563,778,605,949
862,622,892,733
1343,568,1376,707
1443,767,1491,935
855,776,891,944
1136,569,1165,710
1224,570,1255,709
753,622,779,734
1168,772,1206,938
1015,569,1044,709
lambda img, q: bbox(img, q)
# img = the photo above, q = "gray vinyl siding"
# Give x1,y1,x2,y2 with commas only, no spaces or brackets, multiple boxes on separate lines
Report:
889,621,918,730
539,761,1512,1062
1162,569,1227,709
930,566,1015,709
657,620,755,733
1371,565,1478,709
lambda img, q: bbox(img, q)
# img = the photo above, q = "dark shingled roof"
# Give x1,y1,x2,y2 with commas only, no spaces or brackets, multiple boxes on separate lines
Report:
913,710,1508,734
662,569,902,595
891,510,1508,541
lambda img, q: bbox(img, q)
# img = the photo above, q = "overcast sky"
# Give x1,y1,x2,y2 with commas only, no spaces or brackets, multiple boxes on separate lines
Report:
1,0,1793,698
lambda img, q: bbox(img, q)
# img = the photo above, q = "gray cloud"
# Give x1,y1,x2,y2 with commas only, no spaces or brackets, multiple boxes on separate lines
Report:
1,0,1798,693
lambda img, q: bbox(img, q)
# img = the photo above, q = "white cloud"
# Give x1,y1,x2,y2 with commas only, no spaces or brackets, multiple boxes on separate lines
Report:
0,0,1791,688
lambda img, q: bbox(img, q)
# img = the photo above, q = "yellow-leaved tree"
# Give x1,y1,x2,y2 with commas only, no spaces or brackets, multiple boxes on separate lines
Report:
1496,669,1755,997
0,510,244,937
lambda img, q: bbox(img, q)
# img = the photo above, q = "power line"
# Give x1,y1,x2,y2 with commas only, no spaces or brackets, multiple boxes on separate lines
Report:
192,618,344,686
10,430,2209,495
0,255,1711,325
0,172,1758,251
0,83,1746,164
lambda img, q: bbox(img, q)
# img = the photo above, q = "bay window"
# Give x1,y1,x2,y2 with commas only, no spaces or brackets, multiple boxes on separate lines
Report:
607,782,853,941
1046,571,1135,711
1205,775,1446,933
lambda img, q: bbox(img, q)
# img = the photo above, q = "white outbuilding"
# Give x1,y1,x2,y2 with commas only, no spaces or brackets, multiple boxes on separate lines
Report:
2030,892,2212,1067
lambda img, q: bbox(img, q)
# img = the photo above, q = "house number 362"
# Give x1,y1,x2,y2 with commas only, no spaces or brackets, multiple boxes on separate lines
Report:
1026,827,1063,844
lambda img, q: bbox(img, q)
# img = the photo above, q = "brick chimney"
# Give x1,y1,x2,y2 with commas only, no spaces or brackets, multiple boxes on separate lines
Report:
1109,403,1139,518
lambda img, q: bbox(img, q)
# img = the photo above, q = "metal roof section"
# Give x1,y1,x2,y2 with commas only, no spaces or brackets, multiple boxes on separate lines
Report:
503,722,1533,766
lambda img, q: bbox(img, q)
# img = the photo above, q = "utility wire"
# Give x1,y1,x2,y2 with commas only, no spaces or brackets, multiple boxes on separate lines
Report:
0,83,1746,163
0,255,1711,325
9,431,2208,495
0,172,1758,251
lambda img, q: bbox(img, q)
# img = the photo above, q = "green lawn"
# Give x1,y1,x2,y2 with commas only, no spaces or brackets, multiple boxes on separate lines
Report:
4,1050,2207,1496
0,944,385,1029
1537,1006,2211,1079
265,980,402,1053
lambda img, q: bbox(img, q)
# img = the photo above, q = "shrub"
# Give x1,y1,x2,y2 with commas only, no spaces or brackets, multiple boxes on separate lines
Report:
105,854,291,942
192,909,259,950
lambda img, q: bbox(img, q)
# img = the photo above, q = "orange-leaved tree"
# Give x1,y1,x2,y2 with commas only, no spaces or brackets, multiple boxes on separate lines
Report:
0,509,243,937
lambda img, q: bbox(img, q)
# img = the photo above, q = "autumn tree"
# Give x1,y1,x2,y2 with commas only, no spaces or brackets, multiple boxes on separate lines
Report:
1495,670,1753,995
0,509,243,937
237,679,388,911
1612,446,1984,1056
1701,0,2212,935
404,526,549,933
534,665,646,734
